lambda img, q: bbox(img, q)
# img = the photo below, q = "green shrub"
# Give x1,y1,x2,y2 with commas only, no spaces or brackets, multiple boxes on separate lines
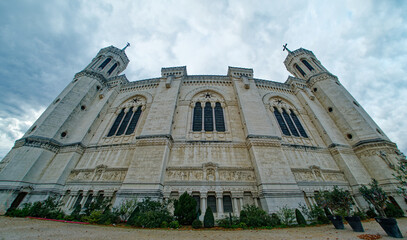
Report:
69,204,82,221
238,222,247,229
203,207,214,228
276,205,295,226
365,207,377,218
216,215,240,228
384,202,404,218
113,198,138,222
169,220,180,228
192,219,202,229
353,210,368,220
126,198,173,228
81,210,103,224
359,179,388,217
240,205,273,227
161,221,168,228
174,192,197,225
270,213,281,226
6,196,65,220
295,209,307,225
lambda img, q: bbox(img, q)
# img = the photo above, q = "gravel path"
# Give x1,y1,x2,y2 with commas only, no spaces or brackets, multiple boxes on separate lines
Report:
1,216,406,240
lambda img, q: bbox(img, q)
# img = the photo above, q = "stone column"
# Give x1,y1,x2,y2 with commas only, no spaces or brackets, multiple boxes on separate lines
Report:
216,191,224,216
200,192,207,215
65,194,75,209
239,198,244,212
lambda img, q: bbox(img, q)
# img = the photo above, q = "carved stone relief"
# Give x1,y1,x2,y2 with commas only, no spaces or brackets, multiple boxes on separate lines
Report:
68,165,127,182
291,166,345,183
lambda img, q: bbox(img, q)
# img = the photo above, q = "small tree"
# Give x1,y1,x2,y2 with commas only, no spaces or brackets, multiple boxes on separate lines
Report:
114,198,138,222
203,207,214,228
394,161,407,200
315,186,354,216
174,192,197,225
295,208,307,225
276,205,295,225
359,179,388,218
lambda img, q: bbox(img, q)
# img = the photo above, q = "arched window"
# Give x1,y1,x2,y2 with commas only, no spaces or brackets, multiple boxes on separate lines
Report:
214,102,225,132
116,107,134,136
290,110,308,138
107,109,125,137
125,106,142,135
207,195,217,213
84,193,93,207
73,192,83,209
98,58,111,69
192,102,202,131
282,109,300,137
107,63,118,75
273,107,291,136
204,102,214,131
301,59,314,71
294,64,306,77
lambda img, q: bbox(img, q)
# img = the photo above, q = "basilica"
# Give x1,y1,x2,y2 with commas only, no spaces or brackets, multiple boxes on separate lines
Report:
0,45,405,219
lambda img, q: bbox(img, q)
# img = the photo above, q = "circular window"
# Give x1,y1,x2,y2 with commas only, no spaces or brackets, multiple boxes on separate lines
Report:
96,86,101,90
377,129,382,135
54,98,60,104
353,101,359,107
81,105,86,110
61,131,67,138
347,134,353,139
73,79,78,83
328,107,333,112
313,88,317,92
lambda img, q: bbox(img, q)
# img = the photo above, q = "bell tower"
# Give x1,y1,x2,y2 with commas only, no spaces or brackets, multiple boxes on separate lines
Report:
283,45,403,197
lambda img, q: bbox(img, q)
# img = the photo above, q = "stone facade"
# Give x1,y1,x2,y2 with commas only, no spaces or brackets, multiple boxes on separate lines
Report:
0,45,406,219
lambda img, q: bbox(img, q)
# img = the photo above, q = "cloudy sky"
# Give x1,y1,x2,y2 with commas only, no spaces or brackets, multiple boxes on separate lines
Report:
0,0,406,159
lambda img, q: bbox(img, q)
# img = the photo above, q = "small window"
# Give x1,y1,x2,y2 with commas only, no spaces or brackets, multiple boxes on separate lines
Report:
98,58,111,69
274,107,291,136
192,102,202,132
294,64,306,77
214,102,225,132
302,59,314,71
347,134,353,139
223,196,233,213
61,131,67,138
207,196,217,213
328,107,333,112
282,109,299,137
116,107,134,136
125,106,142,135
204,102,214,131
107,63,118,75
107,109,125,137
81,105,86,110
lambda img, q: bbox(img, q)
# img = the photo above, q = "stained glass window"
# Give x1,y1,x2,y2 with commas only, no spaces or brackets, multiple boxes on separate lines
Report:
116,107,134,136
107,63,118,75
290,110,308,138
274,107,291,136
282,109,300,137
125,106,141,135
107,108,125,137
301,59,314,71
204,102,214,131
214,102,225,132
99,58,111,69
192,102,202,131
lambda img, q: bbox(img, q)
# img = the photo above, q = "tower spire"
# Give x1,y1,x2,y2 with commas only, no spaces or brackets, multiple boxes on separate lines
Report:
122,42,130,51
283,43,292,54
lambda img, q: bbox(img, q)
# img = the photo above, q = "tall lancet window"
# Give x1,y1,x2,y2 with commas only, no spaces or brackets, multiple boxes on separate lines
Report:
294,64,306,77
192,102,202,131
107,63,118,75
290,110,308,138
116,107,134,136
301,59,314,71
282,109,300,137
214,102,225,132
99,58,111,69
204,102,214,131
273,107,291,136
126,106,142,135
107,109,125,137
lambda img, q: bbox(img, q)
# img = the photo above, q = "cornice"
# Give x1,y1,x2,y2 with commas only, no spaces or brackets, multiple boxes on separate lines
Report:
74,70,108,86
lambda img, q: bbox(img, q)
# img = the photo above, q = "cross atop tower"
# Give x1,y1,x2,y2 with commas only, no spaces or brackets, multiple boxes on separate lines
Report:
283,43,292,53
122,42,130,51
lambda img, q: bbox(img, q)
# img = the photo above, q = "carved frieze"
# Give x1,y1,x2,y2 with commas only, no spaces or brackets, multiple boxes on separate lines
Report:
166,163,255,182
291,166,345,183
67,164,127,182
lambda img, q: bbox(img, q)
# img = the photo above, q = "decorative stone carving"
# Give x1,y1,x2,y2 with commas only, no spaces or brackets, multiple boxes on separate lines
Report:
67,166,127,182
378,150,395,169
291,166,345,183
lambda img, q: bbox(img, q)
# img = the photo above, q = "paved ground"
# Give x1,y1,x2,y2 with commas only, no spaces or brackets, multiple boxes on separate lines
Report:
0,216,406,240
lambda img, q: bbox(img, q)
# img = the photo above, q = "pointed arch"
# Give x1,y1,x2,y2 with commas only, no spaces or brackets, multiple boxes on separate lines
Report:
99,58,112,69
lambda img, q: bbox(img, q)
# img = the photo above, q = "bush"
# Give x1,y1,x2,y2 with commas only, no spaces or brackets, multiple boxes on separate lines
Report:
161,221,168,228
315,186,354,216
192,219,202,229
126,198,173,228
216,215,240,228
113,198,138,222
276,205,295,226
6,196,65,220
359,179,388,217
384,202,404,218
81,210,103,224
295,209,307,225
69,204,82,221
298,203,328,224
353,210,368,220
270,213,281,226
169,220,180,229
174,192,197,225
240,205,273,227
365,207,377,218
203,207,214,228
